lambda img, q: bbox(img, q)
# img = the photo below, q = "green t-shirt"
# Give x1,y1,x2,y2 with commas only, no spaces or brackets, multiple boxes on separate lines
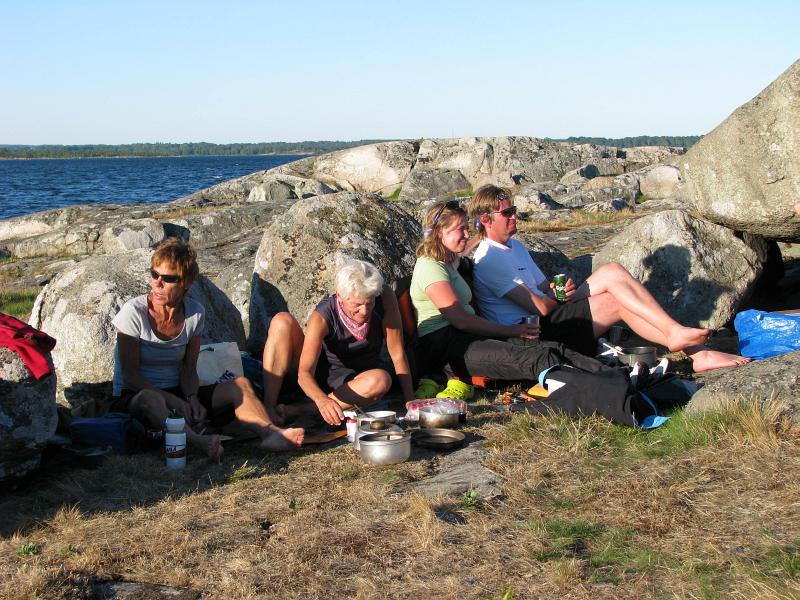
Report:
410,257,475,337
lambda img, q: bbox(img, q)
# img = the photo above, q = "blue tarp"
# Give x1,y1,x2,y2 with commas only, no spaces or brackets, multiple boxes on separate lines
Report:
735,309,800,360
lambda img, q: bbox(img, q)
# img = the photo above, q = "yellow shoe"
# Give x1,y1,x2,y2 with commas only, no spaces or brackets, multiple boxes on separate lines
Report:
436,378,474,400
415,378,444,399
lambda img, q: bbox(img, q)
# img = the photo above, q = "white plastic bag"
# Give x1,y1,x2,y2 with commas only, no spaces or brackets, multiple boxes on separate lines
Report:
197,342,244,386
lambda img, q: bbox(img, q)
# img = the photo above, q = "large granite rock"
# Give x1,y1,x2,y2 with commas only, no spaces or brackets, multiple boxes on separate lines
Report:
282,142,419,196
253,192,421,324
592,210,764,329
637,164,682,199
686,351,800,422
99,218,166,254
398,168,471,201
513,233,591,285
679,59,800,241
246,173,335,203
29,250,245,410
0,347,58,480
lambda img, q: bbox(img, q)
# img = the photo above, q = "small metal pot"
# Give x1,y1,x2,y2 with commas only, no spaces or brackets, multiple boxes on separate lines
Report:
365,410,396,424
358,431,411,465
619,346,658,368
419,406,460,429
354,423,401,450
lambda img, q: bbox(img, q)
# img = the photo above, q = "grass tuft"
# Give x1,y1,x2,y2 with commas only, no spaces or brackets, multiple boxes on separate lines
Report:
0,287,39,319
518,208,636,232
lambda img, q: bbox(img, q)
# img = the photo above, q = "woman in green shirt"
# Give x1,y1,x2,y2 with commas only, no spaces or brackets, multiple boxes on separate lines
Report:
410,201,572,382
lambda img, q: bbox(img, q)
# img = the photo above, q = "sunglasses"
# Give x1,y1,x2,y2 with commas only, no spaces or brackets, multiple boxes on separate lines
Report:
150,268,182,284
431,200,461,228
491,205,517,218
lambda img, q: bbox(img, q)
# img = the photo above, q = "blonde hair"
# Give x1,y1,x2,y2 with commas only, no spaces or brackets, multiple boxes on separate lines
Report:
467,184,512,238
335,259,384,300
151,237,199,284
415,201,467,263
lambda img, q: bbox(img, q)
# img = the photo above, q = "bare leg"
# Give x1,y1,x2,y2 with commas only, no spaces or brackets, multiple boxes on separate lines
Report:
585,262,710,351
261,312,304,424
212,377,304,451
129,390,222,461
684,345,752,372
585,265,750,372
328,369,392,411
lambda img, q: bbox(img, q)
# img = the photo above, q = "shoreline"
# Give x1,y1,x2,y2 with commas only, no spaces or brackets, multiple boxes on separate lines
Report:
0,152,316,161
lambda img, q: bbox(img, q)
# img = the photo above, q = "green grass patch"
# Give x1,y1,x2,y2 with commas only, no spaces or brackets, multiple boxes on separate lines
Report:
375,468,400,485
527,517,602,561
757,544,800,578
16,543,39,556
453,187,474,198
0,288,39,319
337,466,359,480
635,193,652,204
385,188,402,201
226,461,263,483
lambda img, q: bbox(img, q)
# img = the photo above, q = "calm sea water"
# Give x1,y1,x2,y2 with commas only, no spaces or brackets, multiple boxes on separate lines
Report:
0,154,308,221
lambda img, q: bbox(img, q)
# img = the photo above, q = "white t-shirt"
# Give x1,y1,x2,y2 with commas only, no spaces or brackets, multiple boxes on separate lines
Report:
111,294,205,395
472,238,548,325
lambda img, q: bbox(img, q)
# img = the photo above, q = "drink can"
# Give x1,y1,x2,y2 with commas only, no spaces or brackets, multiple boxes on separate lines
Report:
523,315,539,326
553,273,568,301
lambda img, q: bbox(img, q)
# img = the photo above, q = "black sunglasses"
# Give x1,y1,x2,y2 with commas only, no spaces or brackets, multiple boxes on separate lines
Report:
150,268,182,284
431,200,461,228
491,205,517,218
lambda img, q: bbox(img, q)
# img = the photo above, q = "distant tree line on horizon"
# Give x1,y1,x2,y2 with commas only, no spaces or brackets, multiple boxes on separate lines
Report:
0,135,701,159
0,140,386,159
552,135,702,148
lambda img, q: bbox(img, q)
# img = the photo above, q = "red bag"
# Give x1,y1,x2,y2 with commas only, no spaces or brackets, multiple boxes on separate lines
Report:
0,312,57,380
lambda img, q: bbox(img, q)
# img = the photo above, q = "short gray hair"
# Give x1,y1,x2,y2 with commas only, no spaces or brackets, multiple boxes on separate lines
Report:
335,259,384,300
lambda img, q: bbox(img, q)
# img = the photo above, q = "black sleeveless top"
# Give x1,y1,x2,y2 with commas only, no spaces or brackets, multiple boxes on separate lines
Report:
314,294,387,389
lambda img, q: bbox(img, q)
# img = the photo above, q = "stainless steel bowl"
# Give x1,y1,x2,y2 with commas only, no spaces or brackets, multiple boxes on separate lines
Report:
365,410,396,424
619,346,658,368
419,406,460,429
358,431,411,465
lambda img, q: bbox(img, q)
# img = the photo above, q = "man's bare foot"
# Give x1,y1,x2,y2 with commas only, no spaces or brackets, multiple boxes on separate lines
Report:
666,326,712,352
686,347,752,372
193,434,224,463
260,426,304,451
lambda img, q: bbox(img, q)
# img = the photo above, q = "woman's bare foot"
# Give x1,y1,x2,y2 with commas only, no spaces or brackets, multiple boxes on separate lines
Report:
686,346,752,372
666,326,712,352
260,426,304,451
192,434,224,463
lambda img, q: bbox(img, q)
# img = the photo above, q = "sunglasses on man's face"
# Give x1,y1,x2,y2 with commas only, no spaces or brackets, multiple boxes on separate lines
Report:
431,200,461,228
491,205,517,218
150,269,182,284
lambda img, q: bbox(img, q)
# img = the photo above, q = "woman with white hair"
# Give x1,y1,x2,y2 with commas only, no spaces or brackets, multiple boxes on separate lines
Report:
298,259,414,426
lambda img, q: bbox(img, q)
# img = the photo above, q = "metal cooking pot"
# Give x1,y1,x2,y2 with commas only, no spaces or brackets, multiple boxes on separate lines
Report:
358,431,411,465
354,422,401,450
419,406,460,429
618,346,658,368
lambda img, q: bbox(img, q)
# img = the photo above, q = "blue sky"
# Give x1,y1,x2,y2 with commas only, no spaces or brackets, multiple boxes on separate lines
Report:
1,0,797,144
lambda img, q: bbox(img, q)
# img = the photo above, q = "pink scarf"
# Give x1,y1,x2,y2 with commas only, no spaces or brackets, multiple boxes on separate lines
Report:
336,296,370,341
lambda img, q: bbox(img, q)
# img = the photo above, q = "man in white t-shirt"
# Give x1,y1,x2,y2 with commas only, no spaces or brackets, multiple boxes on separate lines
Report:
467,185,751,372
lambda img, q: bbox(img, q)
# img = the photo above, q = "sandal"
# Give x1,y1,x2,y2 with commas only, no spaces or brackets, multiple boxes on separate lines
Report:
436,378,474,401
414,377,445,399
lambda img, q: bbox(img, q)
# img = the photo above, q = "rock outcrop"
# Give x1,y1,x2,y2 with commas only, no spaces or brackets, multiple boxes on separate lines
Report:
0,347,58,480
592,210,764,328
254,192,421,325
29,250,246,410
686,350,800,422
680,59,800,241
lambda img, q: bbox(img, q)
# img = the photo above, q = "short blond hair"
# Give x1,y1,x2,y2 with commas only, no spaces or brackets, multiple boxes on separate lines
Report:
467,184,512,238
151,237,199,284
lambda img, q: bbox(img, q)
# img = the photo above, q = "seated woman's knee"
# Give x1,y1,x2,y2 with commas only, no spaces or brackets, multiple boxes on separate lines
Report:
269,312,298,336
364,369,392,396
128,389,165,415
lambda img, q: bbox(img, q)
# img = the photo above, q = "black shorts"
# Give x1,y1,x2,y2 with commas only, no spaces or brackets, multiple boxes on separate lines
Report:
110,384,218,414
540,298,597,356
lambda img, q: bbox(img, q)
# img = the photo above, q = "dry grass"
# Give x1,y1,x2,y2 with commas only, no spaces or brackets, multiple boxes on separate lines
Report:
1,395,799,599
518,208,637,233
